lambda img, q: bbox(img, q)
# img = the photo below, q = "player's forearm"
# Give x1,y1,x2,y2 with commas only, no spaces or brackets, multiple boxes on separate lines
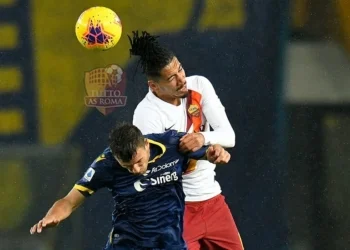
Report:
200,130,235,148
45,198,77,221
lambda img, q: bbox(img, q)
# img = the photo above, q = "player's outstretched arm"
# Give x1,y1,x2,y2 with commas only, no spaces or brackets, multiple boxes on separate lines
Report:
30,188,85,234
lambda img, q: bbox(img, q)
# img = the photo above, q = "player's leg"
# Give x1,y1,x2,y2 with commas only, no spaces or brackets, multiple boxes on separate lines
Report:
183,202,206,250
186,239,201,250
201,194,244,250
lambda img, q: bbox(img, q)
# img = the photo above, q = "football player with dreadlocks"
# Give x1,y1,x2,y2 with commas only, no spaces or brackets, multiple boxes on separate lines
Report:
130,31,244,250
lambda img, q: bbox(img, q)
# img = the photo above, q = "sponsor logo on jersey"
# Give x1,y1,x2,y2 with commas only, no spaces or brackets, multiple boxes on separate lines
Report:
144,159,179,175
165,124,176,131
134,159,180,192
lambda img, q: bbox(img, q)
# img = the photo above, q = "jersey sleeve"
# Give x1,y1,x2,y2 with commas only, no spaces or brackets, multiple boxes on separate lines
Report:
133,105,164,134
74,155,113,196
171,131,209,160
198,76,236,148
186,146,209,160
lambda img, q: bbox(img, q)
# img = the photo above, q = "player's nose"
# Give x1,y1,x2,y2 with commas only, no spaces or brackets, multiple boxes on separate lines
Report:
178,75,186,85
131,165,142,174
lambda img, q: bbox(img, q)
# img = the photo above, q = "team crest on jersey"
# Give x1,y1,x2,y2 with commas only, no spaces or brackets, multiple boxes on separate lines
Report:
93,154,105,163
188,104,200,117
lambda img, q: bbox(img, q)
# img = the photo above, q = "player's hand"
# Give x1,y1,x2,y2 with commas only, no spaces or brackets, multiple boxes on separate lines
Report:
179,133,205,152
30,216,60,234
206,144,231,164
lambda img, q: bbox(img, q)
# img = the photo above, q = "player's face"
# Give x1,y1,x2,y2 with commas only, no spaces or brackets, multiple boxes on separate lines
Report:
116,141,150,175
148,57,188,105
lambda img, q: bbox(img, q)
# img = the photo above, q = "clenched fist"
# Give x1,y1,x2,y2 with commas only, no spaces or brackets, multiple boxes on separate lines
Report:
179,133,205,152
206,144,231,164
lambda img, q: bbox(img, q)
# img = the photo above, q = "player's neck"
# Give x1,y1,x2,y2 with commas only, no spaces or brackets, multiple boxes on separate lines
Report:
163,98,181,106
153,92,180,106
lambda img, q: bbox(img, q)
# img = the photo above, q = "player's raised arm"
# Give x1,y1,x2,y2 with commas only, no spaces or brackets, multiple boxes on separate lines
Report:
179,76,235,153
175,131,231,164
199,76,235,147
30,188,85,234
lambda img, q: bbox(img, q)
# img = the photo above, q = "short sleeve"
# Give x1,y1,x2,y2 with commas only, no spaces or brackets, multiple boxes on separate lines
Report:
74,156,113,196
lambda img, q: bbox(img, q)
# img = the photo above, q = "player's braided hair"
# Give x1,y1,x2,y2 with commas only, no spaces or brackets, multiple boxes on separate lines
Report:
128,30,175,79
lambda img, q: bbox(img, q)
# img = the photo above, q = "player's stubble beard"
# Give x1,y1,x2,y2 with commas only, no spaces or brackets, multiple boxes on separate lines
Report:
175,92,188,98
152,85,188,103
174,82,188,98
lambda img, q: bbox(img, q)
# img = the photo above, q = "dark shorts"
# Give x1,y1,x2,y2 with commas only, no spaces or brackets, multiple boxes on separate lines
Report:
103,229,187,250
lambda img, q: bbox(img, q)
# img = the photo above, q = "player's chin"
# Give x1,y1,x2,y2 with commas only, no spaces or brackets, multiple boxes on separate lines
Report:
137,169,148,175
176,90,189,98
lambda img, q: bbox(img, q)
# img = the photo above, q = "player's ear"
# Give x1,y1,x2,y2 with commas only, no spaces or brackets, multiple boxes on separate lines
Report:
148,80,158,92
144,139,149,149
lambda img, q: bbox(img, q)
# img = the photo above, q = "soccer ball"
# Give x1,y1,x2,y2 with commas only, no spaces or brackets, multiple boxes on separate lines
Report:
75,6,122,50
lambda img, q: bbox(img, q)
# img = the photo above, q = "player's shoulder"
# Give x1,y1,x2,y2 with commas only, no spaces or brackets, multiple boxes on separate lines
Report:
145,130,185,147
134,92,162,116
90,147,116,170
186,75,213,92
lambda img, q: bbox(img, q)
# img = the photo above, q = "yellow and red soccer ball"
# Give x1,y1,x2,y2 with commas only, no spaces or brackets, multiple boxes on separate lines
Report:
75,6,122,50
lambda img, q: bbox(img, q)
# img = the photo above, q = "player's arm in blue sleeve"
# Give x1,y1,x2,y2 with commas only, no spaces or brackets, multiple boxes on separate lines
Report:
30,153,113,235
186,145,209,160
74,154,113,197
175,131,209,160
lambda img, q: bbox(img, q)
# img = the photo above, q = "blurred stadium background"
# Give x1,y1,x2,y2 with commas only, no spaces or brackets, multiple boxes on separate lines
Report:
0,0,349,249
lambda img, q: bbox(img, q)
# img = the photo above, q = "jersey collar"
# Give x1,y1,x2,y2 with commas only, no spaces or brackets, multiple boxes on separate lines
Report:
147,139,166,163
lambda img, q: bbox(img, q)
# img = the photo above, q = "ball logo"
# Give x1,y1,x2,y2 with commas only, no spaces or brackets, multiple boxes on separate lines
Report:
75,6,122,50
82,19,115,49
84,64,127,116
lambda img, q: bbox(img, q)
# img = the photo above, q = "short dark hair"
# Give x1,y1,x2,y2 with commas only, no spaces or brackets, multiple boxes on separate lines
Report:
128,30,175,79
109,122,146,162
